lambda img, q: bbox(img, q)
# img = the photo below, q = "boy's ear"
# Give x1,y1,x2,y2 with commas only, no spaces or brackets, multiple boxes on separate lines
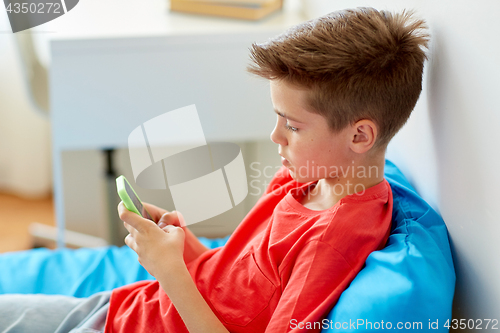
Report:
350,119,377,154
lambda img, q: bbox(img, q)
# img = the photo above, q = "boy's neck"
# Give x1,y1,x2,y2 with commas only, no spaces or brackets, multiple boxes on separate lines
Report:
301,156,386,211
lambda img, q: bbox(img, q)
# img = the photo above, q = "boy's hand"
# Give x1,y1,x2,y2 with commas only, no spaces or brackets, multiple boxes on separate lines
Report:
118,202,186,279
142,202,185,228
142,202,210,264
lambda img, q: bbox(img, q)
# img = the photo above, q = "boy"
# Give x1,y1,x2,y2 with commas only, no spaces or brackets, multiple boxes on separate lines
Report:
0,7,428,333
108,7,428,333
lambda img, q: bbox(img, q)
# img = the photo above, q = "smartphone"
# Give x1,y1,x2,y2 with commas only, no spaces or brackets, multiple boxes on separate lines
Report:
116,175,154,221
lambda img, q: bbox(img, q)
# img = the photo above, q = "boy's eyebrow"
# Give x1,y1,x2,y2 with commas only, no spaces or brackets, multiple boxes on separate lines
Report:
274,109,305,124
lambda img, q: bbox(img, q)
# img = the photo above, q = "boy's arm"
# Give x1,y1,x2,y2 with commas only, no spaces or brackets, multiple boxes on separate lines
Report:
156,259,230,333
119,203,229,333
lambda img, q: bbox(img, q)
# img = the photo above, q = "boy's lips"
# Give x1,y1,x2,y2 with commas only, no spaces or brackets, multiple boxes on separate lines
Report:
280,154,290,166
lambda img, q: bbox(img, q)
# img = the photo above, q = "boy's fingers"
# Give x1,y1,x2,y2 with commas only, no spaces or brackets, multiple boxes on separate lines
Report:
162,225,184,236
158,211,187,228
118,201,155,232
123,221,136,235
117,201,130,218
157,211,181,228
124,234,137,251
142,202,168,222
162,224,176,232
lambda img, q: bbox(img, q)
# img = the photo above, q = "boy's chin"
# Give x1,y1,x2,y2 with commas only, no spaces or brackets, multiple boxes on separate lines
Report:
286,167,298,180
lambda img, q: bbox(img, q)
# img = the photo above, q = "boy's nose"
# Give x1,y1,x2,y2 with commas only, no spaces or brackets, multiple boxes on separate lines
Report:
270,123,287,146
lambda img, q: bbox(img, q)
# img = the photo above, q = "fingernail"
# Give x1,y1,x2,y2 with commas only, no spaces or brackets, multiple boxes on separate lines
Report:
158,222,166,228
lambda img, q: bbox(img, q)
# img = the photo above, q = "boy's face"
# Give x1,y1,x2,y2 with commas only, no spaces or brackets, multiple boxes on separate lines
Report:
269,80,354,183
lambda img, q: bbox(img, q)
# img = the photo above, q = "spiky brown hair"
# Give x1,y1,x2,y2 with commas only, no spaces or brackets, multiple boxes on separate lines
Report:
248,7,429,149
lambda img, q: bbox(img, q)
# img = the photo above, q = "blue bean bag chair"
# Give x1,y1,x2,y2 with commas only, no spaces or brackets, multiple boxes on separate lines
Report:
322,160,455,332
0,160,455,332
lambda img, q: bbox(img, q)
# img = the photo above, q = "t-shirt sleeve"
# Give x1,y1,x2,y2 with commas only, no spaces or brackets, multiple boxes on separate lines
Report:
265,240,356,333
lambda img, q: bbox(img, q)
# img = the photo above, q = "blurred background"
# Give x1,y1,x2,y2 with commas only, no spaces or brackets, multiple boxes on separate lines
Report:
0,0,304,252
1,0,499,329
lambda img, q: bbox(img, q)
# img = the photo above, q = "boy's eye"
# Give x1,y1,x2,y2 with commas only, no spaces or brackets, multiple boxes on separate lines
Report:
285,123,298,132
276,111,298,132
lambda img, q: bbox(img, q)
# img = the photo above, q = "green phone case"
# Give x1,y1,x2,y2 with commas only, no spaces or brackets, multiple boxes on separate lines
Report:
116,175,152,220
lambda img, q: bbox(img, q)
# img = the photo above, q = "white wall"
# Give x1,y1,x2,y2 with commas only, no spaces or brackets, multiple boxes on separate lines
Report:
0,11,52,198
305,0,500,327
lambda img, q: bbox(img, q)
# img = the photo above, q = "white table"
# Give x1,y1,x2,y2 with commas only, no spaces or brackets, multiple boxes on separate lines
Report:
34,0,306,246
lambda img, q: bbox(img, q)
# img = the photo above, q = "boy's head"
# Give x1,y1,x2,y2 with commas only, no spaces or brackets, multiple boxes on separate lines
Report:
248,7,429,153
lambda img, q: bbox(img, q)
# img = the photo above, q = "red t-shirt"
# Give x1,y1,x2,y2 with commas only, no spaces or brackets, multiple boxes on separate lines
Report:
105,166,393,333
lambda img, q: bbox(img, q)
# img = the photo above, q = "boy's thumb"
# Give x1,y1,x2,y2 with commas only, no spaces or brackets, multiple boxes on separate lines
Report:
157,211,179,228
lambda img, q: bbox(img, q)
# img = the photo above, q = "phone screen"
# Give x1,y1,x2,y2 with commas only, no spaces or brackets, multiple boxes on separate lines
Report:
124,180,154,221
